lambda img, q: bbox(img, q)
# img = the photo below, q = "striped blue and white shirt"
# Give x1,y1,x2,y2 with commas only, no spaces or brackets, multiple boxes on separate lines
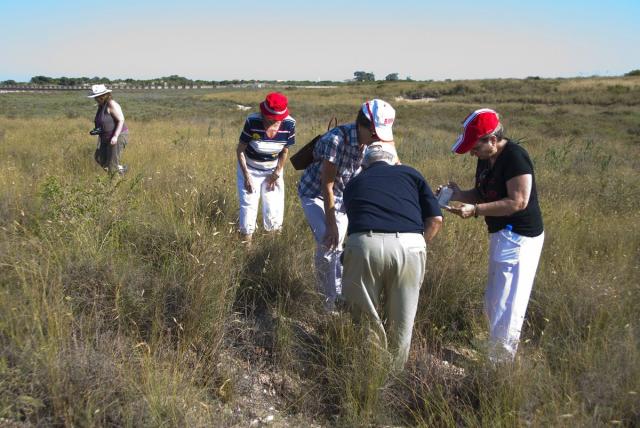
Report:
239,113,296,170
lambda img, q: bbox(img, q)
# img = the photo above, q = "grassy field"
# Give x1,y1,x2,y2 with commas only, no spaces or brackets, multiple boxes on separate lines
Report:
1,77,639,427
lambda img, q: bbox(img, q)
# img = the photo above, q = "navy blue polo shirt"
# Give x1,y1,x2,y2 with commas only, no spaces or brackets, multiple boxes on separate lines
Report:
343,162,442,235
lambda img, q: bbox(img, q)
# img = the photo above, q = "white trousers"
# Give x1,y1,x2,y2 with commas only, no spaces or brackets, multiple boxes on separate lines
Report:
237,164,284,235
300,196,349,309
485,229,544,362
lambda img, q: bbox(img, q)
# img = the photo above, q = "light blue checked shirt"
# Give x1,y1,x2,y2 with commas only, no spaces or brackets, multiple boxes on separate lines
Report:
297,123,364,212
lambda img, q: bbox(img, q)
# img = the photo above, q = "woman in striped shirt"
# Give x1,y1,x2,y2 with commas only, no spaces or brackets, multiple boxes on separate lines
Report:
236,92,296,244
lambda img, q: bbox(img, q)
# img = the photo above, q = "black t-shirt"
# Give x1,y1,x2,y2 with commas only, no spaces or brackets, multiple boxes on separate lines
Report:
344,162,442,235
475,140,544,237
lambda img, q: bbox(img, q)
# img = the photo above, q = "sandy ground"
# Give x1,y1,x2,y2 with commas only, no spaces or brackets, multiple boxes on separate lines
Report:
394,96,438,103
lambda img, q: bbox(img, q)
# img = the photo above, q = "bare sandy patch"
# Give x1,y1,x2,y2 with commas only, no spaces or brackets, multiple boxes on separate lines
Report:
394,96,438,103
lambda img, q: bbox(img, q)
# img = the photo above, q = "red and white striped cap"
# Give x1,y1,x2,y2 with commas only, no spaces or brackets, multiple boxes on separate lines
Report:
451,108,500,154
260,92,289,121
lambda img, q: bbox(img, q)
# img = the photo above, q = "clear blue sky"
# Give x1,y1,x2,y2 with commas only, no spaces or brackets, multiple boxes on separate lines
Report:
1,0,638,81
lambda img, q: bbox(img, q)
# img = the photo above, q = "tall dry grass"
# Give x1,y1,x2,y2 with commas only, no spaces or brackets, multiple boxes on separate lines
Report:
1,78,639,426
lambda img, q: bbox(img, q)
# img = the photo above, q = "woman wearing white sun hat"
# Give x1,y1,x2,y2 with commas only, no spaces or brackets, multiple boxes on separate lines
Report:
442,108,544,363
87,84,129,175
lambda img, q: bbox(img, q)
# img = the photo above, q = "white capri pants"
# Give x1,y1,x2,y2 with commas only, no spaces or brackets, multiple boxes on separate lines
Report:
486,228,544,362
237,164,285,235
300,196,349,309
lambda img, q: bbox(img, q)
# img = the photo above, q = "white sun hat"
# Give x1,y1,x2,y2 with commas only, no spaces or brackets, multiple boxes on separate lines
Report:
87,84,112,98
361,99,395,142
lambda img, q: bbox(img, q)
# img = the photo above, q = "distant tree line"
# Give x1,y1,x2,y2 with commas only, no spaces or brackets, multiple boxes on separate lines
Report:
353,71,413,82
2,70,639,87
4,75,234,87
2,72,416,87
0,75,341,87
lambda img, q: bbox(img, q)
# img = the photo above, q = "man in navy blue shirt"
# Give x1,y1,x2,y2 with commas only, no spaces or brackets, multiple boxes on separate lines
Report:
342,144,443,370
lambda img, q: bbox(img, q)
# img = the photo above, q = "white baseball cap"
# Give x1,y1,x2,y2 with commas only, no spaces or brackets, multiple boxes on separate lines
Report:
87,84,112,98
361,99,395,142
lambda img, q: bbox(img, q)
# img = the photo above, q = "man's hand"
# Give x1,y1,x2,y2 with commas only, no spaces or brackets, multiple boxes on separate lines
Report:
423,216,443,243
110,136,118,145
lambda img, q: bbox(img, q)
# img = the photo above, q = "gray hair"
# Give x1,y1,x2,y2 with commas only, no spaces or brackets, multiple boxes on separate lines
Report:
362,144,397,168
481,123,504,141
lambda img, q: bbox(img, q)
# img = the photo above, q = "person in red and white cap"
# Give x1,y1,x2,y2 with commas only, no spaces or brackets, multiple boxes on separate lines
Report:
297,99,396,311
236,92,296,243
442,108,544,363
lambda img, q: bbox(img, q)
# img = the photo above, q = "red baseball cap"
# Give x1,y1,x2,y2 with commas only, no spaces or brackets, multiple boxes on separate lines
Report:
260,92,289,121
451,108,500,154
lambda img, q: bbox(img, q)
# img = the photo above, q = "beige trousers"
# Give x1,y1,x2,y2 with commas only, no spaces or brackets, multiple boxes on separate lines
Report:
342,231,426,370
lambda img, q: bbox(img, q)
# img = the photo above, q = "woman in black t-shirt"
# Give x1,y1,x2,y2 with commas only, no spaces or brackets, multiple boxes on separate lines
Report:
442,108,544,363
